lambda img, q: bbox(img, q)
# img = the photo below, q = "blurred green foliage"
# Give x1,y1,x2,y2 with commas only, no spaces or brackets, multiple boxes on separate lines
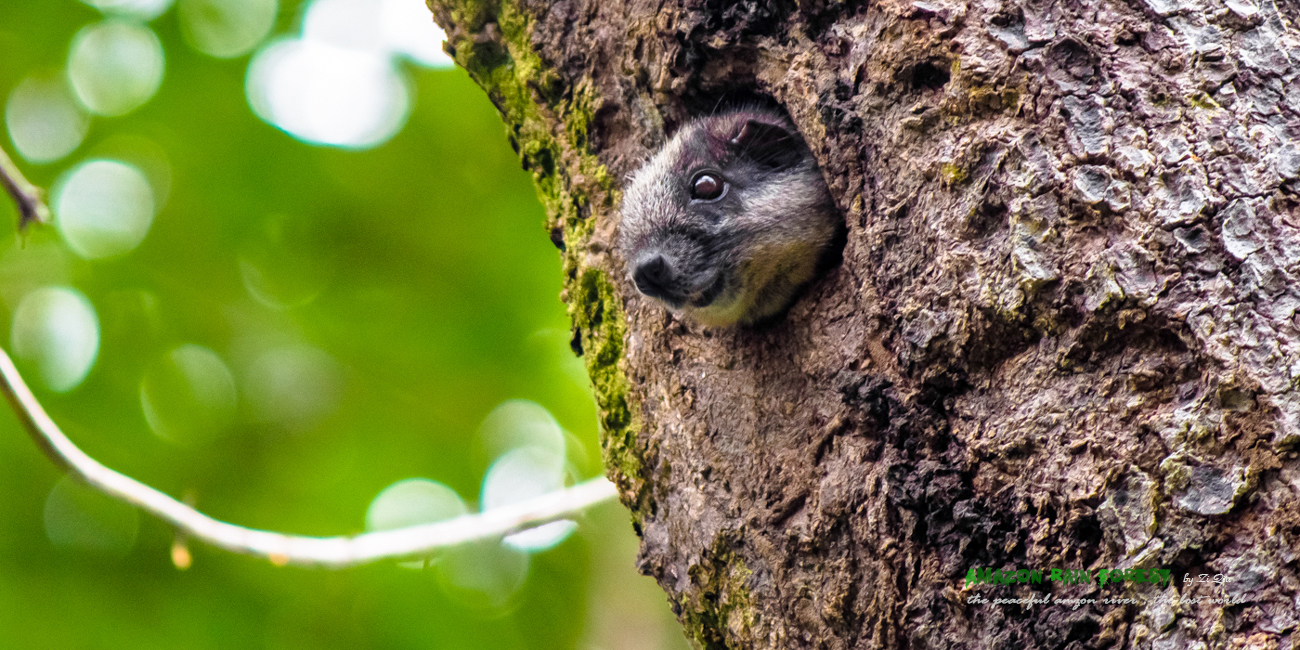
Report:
0,1,686,648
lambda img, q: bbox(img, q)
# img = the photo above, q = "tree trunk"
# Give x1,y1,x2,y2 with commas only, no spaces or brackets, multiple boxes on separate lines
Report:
427,0,1300,647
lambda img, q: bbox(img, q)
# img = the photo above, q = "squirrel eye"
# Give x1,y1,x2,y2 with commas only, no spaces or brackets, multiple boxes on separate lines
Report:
691,173,725,201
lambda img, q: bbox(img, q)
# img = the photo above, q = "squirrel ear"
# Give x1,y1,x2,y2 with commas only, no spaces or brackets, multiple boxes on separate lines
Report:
728,119,803,170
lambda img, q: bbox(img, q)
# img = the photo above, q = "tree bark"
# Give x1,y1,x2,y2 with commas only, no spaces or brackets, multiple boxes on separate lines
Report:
427,0,1300,647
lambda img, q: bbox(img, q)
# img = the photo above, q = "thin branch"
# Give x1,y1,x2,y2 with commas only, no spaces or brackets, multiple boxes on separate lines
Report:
0,346,619,568
0,145,51,230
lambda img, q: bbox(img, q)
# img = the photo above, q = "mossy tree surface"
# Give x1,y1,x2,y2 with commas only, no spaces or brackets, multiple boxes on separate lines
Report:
429,0,1300,647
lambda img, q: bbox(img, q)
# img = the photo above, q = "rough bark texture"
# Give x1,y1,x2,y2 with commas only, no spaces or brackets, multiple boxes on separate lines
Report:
426,0,1300,647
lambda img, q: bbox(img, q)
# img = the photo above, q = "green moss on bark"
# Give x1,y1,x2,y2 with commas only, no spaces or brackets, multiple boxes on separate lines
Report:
431,0,647,513
677,541,758,650
431,3,762,642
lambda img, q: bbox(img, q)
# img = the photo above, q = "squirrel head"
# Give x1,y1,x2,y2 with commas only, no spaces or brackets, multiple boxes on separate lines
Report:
618,109,841,326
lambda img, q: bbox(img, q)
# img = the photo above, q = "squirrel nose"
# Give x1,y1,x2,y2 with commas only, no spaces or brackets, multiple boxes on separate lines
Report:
633,255,675,298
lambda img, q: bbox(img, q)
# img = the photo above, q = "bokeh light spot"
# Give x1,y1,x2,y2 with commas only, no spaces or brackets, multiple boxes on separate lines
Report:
10,287,100,393
140,344,238,445
368,478,467,569
246,38,410,149
44,475,140,555
302,0,385,51
243,0,447,148
366,478,466,531
482,447,576,552
53,159,155,259
380,0,454,67
238,213,336,309
179,0,278,59
67,20,166,117
5,73,91,164
476,399,567,465
245,345,344,431
93,134,173,212
79,0,175,20
436,539,530,611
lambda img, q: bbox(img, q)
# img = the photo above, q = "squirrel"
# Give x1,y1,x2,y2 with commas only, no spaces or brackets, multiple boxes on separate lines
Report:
618,108,843,326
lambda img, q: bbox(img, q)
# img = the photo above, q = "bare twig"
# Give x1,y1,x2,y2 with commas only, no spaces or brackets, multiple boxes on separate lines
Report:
0,145,52,230
0,347,619,568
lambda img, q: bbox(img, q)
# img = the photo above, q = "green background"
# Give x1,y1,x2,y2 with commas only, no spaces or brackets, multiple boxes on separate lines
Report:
0,1,685,648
